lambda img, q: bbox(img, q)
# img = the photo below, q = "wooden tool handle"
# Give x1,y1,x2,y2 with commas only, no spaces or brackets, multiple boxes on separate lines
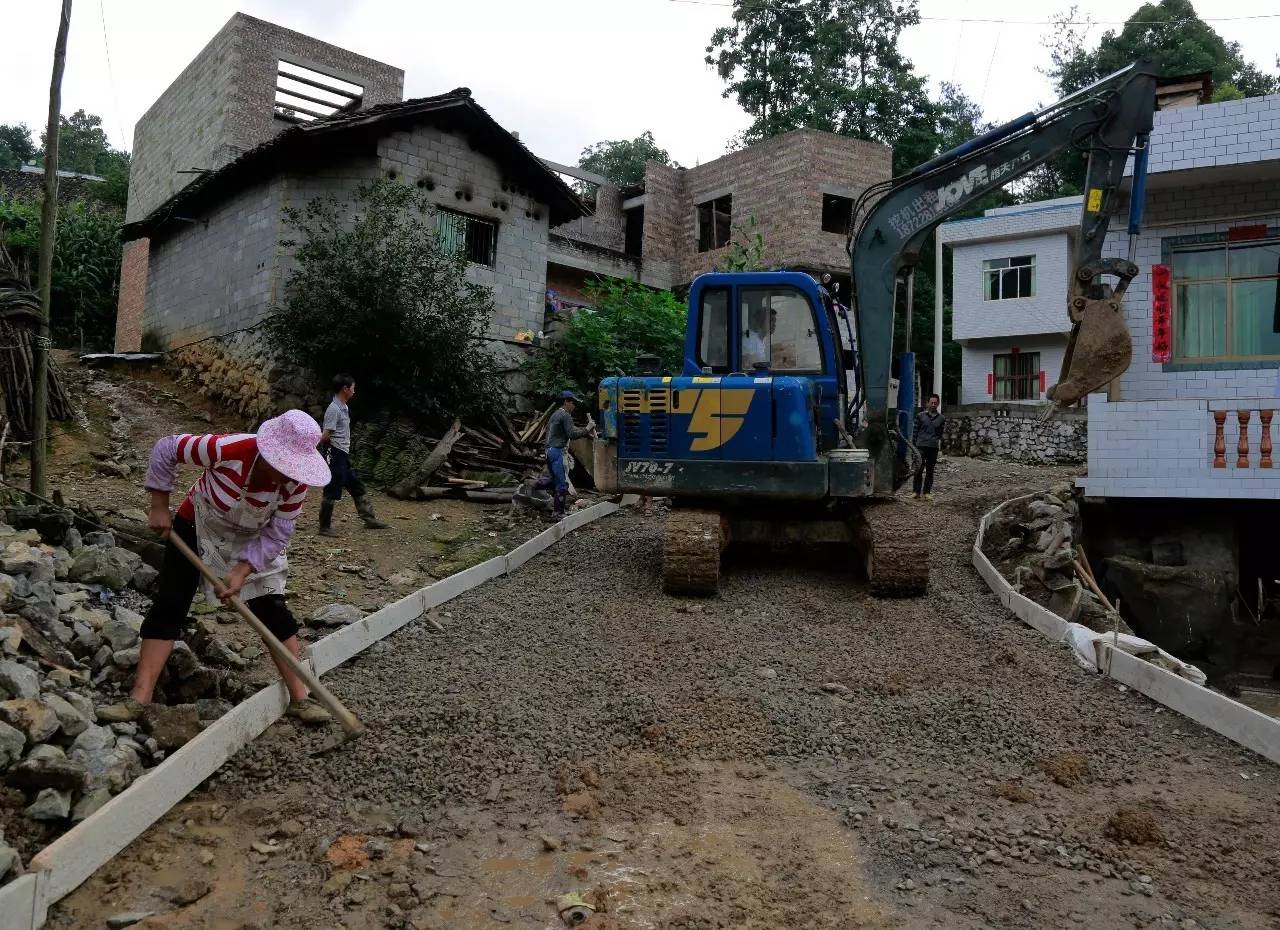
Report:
167,532,365,738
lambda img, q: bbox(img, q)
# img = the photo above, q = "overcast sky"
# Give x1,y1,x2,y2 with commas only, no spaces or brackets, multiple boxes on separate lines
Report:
3,0,1278,169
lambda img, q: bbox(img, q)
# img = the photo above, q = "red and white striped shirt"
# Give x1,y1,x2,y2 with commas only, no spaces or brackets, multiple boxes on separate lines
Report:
146,433,308,523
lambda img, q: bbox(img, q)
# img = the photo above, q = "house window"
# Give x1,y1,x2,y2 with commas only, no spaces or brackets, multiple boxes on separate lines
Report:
1172,237,1280,361
624,206,644,258
697,194,732,252
821,194,853,234
435,209,498,266
993,351,1040,400
984,255,1036,300
740,286,823,372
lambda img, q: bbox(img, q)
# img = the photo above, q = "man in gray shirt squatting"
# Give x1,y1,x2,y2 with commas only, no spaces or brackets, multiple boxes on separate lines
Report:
318,373,389,536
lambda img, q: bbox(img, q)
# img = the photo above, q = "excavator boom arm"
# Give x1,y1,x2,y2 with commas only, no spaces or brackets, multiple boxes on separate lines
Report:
850,62,1158,493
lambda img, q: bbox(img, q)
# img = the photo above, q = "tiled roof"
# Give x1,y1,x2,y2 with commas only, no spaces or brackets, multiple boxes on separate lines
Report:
122,88,587,239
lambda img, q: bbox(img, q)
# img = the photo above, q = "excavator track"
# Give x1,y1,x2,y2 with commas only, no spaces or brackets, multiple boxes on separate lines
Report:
852,501,929,598
662,508,725,596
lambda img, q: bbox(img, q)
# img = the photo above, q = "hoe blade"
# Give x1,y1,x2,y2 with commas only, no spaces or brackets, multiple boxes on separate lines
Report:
1046,298,1132,408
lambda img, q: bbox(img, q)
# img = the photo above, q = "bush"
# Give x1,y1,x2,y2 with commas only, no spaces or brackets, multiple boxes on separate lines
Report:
264,179,502,425
0,197,122,351
524,277,687,404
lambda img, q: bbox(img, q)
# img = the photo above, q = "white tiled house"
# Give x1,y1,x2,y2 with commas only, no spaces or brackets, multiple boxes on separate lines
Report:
939,197,1082,405
1087,93,1280,499
942,93,1280,499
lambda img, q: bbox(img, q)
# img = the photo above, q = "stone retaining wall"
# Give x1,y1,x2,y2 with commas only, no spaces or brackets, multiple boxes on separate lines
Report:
170,332,317,428
942,403,1087,464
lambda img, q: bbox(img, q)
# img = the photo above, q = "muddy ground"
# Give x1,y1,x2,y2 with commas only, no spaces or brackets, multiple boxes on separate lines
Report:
38,448,1280,930
7,359,563,694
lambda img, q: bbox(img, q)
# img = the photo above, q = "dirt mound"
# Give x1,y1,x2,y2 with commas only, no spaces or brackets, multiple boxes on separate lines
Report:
1105,806,1164,845
1041,751,1091,787
992,782,1034,803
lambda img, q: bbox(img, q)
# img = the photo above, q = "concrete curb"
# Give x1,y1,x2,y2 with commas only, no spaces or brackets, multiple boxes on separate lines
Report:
0,496,635,929
973,495,1280,767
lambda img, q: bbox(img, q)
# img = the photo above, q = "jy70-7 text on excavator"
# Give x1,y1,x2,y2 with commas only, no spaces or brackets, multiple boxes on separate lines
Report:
593,62,1159,597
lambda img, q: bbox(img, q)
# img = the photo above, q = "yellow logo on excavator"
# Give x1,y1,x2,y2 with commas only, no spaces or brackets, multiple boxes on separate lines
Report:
688,390,754,451
618,387,757,451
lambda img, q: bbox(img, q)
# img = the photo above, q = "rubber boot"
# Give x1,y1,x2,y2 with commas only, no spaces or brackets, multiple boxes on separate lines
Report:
354,494,389,529
318,498,339,537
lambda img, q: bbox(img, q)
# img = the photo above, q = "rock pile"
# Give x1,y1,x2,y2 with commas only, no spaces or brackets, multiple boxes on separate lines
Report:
981,482,1131,636
0,508,249,883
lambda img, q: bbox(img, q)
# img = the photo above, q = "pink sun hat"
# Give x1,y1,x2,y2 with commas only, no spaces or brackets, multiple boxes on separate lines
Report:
256,409,331,487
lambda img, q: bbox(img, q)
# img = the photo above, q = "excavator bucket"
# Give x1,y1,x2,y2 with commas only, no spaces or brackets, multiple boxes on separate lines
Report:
1046,297,1132,408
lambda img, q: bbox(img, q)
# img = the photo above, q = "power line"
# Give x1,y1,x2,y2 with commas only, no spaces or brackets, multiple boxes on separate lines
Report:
665,0,1280,26
97,0,129,151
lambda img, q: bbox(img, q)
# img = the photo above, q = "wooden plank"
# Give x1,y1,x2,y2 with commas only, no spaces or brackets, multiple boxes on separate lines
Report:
1007,590,1069,641
971,549,1012,608
1102,645,1280,766
309,590,429,674
0,873,38,930
390,418,463,499
29,684,287,904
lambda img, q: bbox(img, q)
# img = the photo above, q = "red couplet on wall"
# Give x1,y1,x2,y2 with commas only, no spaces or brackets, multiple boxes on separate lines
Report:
1151,263,1172,363
987,372,994,396
1039,370,1046,394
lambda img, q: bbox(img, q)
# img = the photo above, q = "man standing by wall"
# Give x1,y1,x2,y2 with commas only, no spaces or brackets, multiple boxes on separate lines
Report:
913,393,945,501
319,374,389,536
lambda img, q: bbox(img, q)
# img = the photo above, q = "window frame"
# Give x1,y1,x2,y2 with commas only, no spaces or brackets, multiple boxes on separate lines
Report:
821,193,854,235
696,194,733,253
1169,235,1280,365
737,284,826,375
696,286,732,373
983,254,1036,301
434,208,499,267
992,351,1040,401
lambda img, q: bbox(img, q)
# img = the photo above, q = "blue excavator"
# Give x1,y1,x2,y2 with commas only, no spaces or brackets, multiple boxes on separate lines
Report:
594,62,1159,596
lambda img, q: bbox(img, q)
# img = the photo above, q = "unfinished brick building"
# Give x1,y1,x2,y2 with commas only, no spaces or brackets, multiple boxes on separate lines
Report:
545,131,892,312
113,12,892,410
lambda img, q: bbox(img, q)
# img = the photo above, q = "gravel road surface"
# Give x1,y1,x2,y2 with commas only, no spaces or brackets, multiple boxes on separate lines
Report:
49,459,1280,930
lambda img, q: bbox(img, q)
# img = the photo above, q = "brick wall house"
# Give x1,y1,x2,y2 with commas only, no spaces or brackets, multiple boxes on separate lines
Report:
939,197,1082,405
114,14,583,358
1085,92,1280,500
115,12,403,352
942,92,1280,498
546,130,892,313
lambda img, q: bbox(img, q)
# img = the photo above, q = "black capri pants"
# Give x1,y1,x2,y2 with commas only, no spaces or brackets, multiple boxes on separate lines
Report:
140,515,300,643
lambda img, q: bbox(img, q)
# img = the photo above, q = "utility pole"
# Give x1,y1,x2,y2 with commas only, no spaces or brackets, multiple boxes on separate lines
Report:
31,0,73,497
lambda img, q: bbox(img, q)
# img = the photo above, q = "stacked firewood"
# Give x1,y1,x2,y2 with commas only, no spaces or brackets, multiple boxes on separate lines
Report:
0,247,74,441
385,406,558,501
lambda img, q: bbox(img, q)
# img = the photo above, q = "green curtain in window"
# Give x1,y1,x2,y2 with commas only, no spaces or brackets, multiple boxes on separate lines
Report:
1232,280,1280,356
1174,282,1227,358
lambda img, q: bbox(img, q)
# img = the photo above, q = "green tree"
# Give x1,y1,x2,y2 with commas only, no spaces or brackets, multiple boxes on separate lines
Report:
26,110,132,208
523,278,687,403
706,0,932,167
716,215,766,272
1051,0,1277,99
1032,0,1280,195
265,179,501,423
578,131,678,188
0,124,37,169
